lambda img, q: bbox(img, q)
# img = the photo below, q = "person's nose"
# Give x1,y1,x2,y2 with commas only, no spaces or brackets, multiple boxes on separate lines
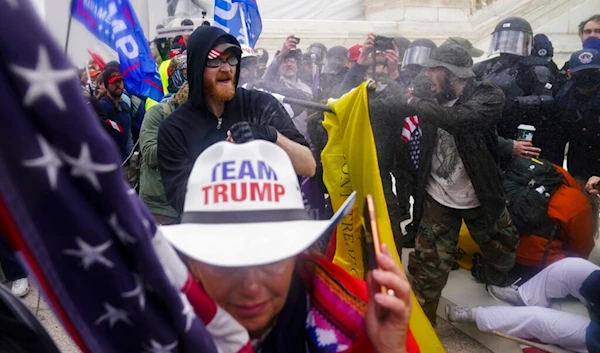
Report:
237,267,262,296
220,62,233,73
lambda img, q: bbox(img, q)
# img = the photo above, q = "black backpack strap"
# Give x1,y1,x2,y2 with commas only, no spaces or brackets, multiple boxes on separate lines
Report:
541,224,559,267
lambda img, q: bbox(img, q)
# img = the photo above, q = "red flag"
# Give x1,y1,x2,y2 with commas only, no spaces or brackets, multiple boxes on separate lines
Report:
88,50,105,71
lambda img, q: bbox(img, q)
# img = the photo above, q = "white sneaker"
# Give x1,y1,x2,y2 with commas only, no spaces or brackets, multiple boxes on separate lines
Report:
445,305,476,323
487,285,525,306
11,278,29,298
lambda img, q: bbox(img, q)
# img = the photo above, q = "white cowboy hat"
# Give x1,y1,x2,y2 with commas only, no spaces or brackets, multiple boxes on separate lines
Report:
160,140,356,267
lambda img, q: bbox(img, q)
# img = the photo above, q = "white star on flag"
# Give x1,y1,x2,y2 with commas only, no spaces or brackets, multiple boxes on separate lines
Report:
63,143,117,191
143,339,178,353
121,273,146,310
63,237,114,270
22,135,63,190
179,293,196,333
107,214,137,244
10,46,77,111
95,302,134,328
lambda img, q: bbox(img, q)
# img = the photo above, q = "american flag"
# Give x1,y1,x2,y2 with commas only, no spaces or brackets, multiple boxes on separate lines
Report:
0,2,251,352
401,116,421,144
401,116,421,169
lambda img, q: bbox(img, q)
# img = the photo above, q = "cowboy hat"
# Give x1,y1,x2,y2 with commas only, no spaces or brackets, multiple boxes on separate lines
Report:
160,141,356,267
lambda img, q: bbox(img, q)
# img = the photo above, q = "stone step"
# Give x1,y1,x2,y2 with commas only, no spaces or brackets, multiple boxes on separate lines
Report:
400,248,589,353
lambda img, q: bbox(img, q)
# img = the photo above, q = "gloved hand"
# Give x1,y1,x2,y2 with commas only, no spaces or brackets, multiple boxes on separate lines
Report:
229,121,278,143
412,73,435,99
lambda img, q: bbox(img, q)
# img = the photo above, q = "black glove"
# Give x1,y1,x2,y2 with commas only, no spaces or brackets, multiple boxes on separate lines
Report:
229,121,278,143
412,72,435,99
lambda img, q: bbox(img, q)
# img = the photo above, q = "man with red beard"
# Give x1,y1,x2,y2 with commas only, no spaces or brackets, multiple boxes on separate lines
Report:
157,26,316,215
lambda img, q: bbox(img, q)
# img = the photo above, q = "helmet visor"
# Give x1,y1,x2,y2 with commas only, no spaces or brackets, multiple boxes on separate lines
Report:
489,30,532,57
401,47,432,69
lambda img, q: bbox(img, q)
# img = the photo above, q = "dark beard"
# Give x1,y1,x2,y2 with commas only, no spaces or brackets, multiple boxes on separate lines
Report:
204,72,236,102
107,88,122,100
435,76,457,103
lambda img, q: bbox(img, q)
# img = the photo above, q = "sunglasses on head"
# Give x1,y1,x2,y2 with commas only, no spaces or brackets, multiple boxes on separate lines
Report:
207,56,239,68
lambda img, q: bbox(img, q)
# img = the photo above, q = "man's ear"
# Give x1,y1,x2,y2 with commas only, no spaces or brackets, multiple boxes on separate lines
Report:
567,69,572,79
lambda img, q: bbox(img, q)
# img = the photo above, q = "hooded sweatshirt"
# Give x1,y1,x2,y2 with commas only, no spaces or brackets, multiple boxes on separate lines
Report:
157,27,308,214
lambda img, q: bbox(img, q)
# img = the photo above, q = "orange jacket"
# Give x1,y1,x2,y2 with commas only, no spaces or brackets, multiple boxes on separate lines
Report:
516,165,596,267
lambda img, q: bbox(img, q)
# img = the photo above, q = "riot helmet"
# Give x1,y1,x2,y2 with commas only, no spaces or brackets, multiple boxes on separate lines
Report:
323,46,348,74
402,38,437,69
489,16,533,57
393,36,411,59
255,48,269,72
307,43,328,66
256,48,269,64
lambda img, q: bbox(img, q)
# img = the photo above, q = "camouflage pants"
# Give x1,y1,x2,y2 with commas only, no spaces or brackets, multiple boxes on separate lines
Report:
408,194,519,325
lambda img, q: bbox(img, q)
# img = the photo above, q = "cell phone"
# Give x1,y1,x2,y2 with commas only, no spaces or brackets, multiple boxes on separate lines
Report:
373,35,394,52
291,36,301,44
363,194,387,295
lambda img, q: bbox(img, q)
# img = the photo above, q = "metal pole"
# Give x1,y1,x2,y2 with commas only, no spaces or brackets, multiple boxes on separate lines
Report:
282,97,333,113
279,80,378,113
65,0,75,54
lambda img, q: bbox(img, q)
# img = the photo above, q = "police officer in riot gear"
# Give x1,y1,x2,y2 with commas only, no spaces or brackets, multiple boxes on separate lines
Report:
399,38,437,89
320,46,348,101
473,17,559,164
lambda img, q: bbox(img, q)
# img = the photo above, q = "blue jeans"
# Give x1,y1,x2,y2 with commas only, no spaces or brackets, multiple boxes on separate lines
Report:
0,236,26,282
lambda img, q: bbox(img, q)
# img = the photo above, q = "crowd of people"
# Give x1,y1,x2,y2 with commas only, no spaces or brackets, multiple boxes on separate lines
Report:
2,12,600,353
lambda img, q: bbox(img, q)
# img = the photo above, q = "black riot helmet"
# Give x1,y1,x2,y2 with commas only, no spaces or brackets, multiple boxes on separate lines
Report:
489,16,533,57
323,46,348,74
393,36,411,59
307,43,328,66
402,38,437,70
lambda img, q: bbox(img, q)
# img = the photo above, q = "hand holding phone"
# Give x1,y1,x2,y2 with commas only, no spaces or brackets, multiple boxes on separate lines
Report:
373,35,394,52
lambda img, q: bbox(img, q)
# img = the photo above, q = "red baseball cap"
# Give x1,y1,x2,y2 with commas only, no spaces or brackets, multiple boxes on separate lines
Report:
103,67,123,86
347,44,363,61
107,72,123,84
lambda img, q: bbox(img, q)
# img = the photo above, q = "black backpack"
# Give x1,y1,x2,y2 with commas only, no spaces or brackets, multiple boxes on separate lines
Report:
503,157,563,238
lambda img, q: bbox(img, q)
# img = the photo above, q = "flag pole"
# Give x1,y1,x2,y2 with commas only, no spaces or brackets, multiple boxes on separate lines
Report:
65,0,75,53
238,5,251,47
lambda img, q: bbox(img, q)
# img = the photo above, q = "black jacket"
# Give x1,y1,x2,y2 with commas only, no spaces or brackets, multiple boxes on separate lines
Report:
472,55,554,139
555,81,600,180
399,80,507,228
157,27,308,214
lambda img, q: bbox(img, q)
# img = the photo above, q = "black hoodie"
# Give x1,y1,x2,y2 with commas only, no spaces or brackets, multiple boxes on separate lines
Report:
157,27,308,214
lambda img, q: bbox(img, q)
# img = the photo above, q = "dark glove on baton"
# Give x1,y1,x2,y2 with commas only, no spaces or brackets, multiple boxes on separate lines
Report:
229,121,278,143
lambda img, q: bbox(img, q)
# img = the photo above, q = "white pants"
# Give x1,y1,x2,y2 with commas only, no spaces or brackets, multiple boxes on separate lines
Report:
475,258,599,353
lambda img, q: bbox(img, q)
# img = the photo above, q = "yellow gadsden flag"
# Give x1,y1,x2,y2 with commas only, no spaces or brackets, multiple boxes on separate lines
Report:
321,81,445,353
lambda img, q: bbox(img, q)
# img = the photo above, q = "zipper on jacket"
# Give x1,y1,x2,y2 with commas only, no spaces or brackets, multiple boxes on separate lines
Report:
217,116,222,129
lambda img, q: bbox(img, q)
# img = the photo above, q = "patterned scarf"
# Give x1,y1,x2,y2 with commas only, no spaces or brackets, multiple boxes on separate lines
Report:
260,255,372,353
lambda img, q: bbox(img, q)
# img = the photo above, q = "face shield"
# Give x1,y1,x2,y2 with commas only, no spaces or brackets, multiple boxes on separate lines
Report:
489,30,533,57
401,47,432,69
323,56,346,74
